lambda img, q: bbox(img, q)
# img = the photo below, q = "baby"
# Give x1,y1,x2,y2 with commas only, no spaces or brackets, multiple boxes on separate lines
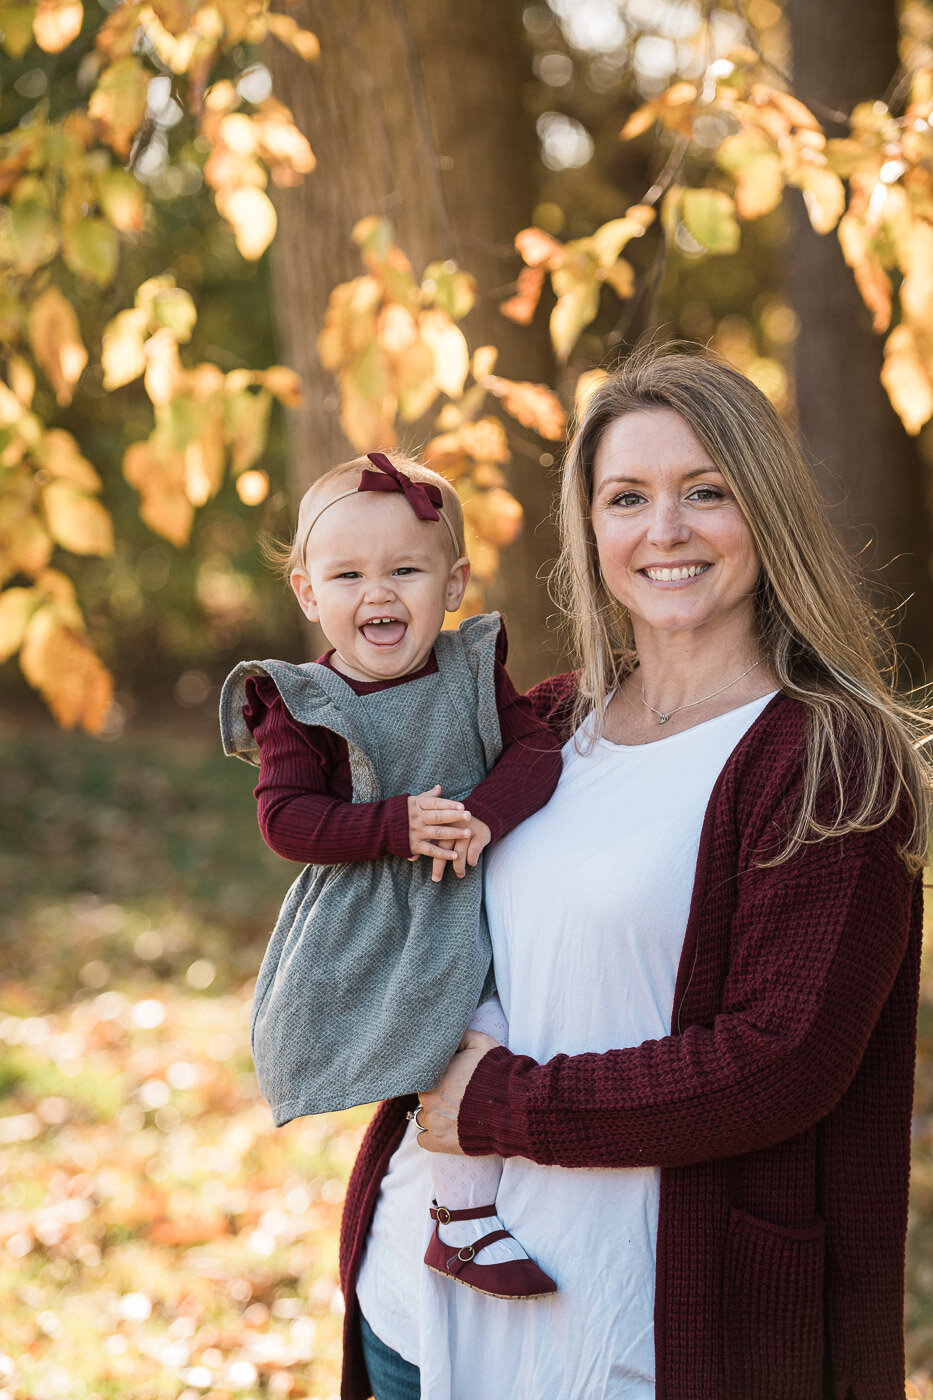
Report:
220,452,562,1300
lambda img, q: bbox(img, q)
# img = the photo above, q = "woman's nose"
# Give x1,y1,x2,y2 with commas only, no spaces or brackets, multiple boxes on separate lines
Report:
645,498,690,547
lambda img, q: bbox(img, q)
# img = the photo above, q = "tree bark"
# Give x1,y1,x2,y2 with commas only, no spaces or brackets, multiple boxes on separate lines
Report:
785,0,933,674
265,0,564,687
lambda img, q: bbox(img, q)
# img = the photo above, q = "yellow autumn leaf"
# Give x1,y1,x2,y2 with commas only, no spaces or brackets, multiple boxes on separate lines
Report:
182,407,226,505
880,324,933,434
123,437,195,546
338,343,398,452
589,214,651,269
102,307,149,389
500,265,546,325
143,328,182,407
217,184,277,259
88,55,150,158
0,4,37,57
378,303,419,356
97,166,147,233
40,429,101,490
0,584,38,661
838,213,892,333
463,488,523,548
602,259,635,299
472,346,498,381
225,389,271,473
43,481,115,555
28,287,88,405
550,282,600,363
514,226,564,268
149,284,197,340
487,376,566,441
20,607,113,732
718,131,784,220
793,164,846,235
9,198,59,274
33,0,83,52
898,221,933,328
681,188,741,254
62,217,120,285
263,10,320,61
396,337,439,422
261,365,303,407
7,355,34,407
419,308,469,399
423,262,477,321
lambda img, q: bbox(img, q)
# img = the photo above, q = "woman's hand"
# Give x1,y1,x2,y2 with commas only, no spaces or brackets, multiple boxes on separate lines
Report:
416,1029,500,1155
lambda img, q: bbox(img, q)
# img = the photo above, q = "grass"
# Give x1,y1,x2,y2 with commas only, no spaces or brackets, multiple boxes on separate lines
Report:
1,715,933,1397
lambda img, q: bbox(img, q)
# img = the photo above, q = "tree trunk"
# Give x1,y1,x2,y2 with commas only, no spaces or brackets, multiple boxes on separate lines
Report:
785,0,933,674
265,0,564,687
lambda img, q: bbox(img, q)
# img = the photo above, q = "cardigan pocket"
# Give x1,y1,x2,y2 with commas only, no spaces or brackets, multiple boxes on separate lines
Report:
723,1207,825,1400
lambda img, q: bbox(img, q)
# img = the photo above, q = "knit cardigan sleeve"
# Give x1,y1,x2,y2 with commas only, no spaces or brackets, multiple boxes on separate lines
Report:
457,700,918,1170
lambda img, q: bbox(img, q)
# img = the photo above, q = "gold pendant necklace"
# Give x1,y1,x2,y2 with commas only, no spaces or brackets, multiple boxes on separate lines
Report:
641,660,762,726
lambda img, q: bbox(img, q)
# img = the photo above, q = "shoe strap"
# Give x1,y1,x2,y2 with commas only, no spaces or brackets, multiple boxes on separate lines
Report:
444,1228,511,1275
430,1201,497,1223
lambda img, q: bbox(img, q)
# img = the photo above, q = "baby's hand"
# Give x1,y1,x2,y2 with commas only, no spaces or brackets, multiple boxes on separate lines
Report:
431,816,492,882
408,785,471,865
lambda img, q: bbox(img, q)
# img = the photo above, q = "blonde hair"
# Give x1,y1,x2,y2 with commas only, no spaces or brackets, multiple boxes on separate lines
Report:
553,346,933,871
272,453,466,577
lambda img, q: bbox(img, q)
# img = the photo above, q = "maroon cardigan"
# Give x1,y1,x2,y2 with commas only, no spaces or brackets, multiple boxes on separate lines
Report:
338,678,922,1400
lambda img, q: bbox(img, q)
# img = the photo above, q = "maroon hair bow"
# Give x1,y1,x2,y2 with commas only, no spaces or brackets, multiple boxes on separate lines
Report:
359,452,443,521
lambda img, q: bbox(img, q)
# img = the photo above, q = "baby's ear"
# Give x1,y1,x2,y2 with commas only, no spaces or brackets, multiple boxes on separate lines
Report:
290,570,319,622
445,556,471,611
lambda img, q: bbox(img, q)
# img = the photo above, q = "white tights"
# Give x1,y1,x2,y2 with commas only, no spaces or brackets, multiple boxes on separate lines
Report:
427,993,529,1265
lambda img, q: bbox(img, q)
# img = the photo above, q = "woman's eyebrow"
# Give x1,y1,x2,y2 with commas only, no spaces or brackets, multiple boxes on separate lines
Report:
597,465,722,487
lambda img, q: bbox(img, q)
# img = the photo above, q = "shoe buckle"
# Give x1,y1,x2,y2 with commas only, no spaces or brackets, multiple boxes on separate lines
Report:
436,1206,451,1225
457,1246,475,1262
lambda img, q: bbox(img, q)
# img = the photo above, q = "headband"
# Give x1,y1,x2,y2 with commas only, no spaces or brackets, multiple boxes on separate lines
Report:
301,452,460,557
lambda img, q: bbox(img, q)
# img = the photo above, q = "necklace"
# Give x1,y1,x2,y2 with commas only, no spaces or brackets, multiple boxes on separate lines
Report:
640,660,762,726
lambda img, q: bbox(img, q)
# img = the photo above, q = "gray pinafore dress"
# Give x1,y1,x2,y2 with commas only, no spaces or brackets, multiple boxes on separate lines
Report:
219,612,502,1125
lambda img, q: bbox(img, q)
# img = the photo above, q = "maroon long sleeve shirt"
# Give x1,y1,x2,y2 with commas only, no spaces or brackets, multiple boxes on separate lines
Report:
338,677,922,1400
242,624,563,863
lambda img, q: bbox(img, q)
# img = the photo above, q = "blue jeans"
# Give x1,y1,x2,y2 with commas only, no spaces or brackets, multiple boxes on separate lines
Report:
360,1314,421,1400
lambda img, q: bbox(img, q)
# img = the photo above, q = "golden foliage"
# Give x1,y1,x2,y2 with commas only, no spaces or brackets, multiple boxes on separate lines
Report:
620,48,933,435
28,287,88,405
508,206,654,363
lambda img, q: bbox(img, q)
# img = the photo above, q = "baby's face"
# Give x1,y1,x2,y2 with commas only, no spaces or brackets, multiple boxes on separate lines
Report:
291,491,469,683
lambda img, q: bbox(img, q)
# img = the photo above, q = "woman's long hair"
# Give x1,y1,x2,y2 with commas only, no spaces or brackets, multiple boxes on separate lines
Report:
553,346,933,871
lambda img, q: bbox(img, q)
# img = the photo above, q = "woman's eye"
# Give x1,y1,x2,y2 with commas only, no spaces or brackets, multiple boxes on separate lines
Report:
688,485,725,502
611,491,645,508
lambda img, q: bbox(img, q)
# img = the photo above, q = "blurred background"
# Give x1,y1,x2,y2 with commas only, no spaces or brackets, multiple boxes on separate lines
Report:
4,0,933,1396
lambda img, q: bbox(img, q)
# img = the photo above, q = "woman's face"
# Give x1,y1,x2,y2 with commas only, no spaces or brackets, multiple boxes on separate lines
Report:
590,407,761,648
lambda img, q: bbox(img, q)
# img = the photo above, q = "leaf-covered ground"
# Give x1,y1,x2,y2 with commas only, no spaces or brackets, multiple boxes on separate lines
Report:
1,718,933,1399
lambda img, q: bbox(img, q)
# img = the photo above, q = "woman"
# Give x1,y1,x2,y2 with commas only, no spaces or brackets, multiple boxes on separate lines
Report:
338,349,930,1400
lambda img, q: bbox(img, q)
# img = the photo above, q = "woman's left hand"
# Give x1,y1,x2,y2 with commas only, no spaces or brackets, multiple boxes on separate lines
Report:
416,1029,500,1155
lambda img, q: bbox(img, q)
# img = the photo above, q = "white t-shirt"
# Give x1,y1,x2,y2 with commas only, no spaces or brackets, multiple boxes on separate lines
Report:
356,693,776,1399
